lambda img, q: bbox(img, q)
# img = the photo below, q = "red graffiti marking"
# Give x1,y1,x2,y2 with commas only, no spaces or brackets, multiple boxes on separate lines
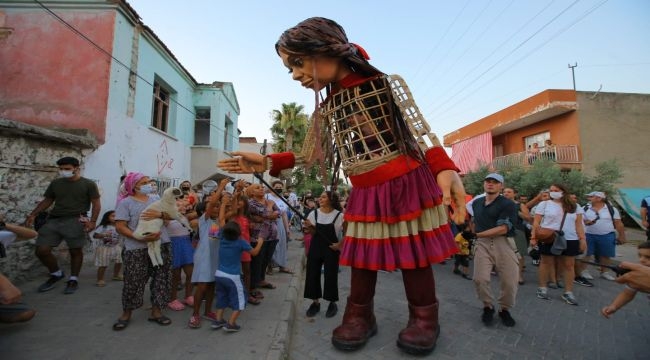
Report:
156,139,174,175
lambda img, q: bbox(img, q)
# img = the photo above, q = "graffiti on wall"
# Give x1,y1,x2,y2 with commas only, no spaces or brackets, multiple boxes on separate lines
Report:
156,139,174,175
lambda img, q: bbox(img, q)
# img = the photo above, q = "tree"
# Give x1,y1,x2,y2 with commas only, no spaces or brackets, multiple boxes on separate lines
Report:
462,160,622,204
271,102,308,153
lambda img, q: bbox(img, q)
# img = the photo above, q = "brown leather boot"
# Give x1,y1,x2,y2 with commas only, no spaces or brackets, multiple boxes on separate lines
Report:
396,302,440,355
331,298,377,351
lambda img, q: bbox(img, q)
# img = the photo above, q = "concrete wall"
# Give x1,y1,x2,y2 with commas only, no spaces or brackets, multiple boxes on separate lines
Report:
577,92,650,188
0,119,97,282
0,5,114,143
494,111,580,155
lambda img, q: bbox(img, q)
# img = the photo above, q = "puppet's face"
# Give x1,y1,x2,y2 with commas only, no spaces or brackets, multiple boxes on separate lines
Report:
279,49,349,91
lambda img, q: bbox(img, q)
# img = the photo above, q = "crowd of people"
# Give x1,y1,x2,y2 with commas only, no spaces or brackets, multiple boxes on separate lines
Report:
452,173,648,327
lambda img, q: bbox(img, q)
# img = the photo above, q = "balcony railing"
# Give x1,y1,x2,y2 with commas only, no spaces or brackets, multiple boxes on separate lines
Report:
491,145,580,169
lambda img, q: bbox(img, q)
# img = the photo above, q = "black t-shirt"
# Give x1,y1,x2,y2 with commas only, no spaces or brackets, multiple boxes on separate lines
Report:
471,195,517,236
44,177,100,217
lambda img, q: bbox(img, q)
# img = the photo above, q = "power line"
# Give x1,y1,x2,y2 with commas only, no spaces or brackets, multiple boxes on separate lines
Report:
419,0,557,116
427,0,578,119
409,0,471,84
433,0,609,121
31,0,239,142
417,0,496,100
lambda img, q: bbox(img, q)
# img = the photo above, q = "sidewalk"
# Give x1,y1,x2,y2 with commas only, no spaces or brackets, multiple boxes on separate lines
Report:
0,234,306,360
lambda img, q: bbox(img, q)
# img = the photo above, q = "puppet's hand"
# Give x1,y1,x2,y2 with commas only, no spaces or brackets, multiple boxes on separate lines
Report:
436,170,467,225
218,152,266,173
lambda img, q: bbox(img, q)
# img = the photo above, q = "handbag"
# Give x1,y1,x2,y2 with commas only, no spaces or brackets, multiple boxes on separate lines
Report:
536,211,567,245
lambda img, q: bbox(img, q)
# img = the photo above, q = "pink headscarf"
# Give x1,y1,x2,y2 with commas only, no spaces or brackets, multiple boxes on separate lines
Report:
116,172,145,204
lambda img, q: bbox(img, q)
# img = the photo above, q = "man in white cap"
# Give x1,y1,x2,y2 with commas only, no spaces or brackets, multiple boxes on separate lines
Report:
582,191,626,280
466,173,519,327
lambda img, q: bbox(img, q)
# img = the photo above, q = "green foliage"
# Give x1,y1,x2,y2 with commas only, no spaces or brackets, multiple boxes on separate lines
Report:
462,160,622,204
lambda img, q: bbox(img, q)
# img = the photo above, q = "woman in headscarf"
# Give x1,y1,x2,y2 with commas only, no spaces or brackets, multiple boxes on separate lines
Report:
218,17,466,355
112,172,173,330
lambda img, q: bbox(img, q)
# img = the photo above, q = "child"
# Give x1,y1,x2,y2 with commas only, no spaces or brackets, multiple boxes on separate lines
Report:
453,224,472,280
188,178,229,328
92,210,122,287
220,181,260,305
211,221,263,332
167,197,194,311
601,241,650,318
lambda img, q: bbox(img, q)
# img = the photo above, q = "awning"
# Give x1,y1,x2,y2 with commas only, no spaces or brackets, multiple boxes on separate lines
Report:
611,188,650,228
450,132,492,174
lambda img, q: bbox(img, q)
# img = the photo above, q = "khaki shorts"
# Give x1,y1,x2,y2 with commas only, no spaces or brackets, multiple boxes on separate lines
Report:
36,216,87,249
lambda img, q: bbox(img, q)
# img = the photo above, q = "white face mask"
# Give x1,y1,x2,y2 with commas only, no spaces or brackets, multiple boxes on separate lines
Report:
59,170,74,178
137,184,154,194
549,191,563,200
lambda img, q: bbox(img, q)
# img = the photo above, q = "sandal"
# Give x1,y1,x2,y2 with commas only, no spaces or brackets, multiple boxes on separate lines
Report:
188,315,201,329
168,299,185,311
0,303,36,323
148,315,172,326
183,296,195,307
248,296,261,305
96,280,106,287
279,268,294,274
112,276,123,281
250,290,264,299
258,282,276,289
112,318,129,331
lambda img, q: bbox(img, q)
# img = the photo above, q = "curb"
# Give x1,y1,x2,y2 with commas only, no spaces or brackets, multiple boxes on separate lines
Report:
265,239,306,360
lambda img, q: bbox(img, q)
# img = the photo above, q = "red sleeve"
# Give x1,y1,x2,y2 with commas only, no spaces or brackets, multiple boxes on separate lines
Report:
424,146,459,176
268,152,295,177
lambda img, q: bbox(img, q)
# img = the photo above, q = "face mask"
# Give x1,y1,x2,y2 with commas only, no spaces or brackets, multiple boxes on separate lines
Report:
59,170,74,178
181,187,190,191
138,184,154,194
549,191,563,200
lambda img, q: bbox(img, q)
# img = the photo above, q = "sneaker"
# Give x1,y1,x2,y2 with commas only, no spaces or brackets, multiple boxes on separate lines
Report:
601,272,616,281
532,259,540,266
561,292,579,306
168,299,185,311
188,315,201,329
306,302,320,317
557,280,564,289
453,268,461,275
462,274,473,280
223,322,241,332
574,276,594,287
498,309,516,327
580,270,594,280
547,282,559,289
325,302,338,318
63,280,78,295
210,319,227,329
536,288,550,300
37,273,65,292
481,307,495,326
202,312,218,321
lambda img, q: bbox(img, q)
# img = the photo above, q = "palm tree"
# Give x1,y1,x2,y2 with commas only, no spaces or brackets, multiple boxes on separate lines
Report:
271,102,308,152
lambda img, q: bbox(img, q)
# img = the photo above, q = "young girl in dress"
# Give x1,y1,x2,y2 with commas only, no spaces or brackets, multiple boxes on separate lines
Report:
92,210,122,287
188,178,229,328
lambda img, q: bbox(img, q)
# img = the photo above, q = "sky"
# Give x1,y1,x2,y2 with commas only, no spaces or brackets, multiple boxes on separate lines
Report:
131,0,650,146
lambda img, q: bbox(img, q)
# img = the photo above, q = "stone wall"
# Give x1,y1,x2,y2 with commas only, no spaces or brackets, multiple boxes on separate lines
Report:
0,118,97,283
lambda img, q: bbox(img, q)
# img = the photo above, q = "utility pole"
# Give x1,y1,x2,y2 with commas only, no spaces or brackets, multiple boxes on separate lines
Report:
568,62,578,91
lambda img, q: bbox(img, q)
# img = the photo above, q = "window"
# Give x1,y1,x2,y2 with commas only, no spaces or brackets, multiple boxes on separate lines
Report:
223,117,233,151
524,132,550,151
152,81,170,132
194,108,211,146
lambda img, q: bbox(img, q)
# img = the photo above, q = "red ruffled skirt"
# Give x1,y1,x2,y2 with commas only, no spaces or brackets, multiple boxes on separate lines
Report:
341,156,457,271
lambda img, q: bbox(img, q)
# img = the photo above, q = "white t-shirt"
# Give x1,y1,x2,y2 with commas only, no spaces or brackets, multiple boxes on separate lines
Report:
584,204,620,235
536,200,584,240
307,209,344,241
